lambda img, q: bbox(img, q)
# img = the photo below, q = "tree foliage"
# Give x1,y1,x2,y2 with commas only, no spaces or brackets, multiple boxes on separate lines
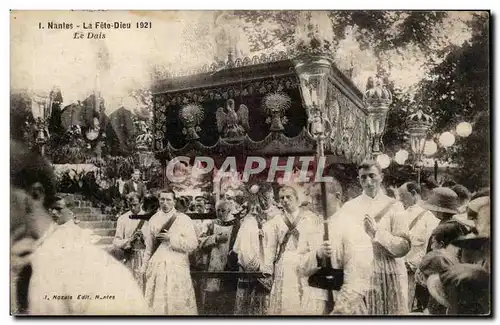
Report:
234,10,489,189
235,10,449,61
412,12,490,190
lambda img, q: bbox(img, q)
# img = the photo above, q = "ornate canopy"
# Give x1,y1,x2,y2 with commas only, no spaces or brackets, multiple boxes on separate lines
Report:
152,52,370,165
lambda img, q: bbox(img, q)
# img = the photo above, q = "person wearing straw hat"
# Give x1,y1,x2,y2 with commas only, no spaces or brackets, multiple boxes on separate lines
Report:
414,186,470,312
427,263,490,315
419,187,470,252
419,187,460,224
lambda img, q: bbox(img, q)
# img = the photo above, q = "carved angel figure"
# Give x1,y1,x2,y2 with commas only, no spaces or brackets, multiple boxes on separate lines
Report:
216,99,249,141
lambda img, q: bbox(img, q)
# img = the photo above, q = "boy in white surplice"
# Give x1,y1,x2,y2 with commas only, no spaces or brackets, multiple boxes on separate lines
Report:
198,200,241,314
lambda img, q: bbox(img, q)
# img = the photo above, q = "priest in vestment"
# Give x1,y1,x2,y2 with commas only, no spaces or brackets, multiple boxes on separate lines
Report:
141,190,198,315
339,160,410,315
198,200,241,315
262,185,320,315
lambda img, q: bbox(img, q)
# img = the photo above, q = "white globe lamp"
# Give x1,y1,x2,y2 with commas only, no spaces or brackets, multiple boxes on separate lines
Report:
456,122,472,137
424,140,438,156
376,154,391,169
439,132,456,148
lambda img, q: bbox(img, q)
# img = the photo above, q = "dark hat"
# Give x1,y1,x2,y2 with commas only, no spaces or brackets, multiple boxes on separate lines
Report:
419,187,459,214
452,233,489,250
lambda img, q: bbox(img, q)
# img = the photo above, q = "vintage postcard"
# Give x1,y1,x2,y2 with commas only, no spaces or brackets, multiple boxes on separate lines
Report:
10,10,490,316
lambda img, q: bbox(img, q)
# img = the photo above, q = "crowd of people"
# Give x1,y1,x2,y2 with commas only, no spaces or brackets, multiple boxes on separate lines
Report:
10,140,490,315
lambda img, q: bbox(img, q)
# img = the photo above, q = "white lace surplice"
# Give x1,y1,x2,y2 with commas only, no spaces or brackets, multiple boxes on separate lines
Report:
339,193,410,315
144,209,198,315
297,214,374,315
262,209,319,315
233,216,269,315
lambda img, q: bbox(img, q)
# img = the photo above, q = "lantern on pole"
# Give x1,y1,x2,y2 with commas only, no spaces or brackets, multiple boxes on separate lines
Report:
294,54,334,158
364,77,393,157
406,109,434,184
294,51,336,291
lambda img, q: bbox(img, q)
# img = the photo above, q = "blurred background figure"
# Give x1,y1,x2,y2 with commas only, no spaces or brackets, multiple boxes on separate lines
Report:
10,140,149,315
453,188,490,270
415,222,463,315
427,263,490,315
123,169,146,199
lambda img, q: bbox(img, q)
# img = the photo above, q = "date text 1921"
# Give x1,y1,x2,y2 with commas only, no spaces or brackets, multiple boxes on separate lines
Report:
136,22,152,29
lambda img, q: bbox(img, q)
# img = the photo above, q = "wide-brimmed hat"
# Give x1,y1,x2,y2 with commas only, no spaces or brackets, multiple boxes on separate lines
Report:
427,274,450,308
419,187,459,214
452,233,489,250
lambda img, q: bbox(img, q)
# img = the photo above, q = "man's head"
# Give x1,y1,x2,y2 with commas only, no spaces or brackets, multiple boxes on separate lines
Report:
216,200,233,220
358,160,383,198
260,188,275,211
452,184,471,207
430,222,464,250
159,190,176,213
309,180,343,217
398,182,421,209
132,169,141,182
279,185,302,214
50,195,75,225
11,140,57,239
127,192,142,214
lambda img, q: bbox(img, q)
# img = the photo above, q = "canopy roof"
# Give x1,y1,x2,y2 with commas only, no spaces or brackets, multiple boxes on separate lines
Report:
152,52,370,164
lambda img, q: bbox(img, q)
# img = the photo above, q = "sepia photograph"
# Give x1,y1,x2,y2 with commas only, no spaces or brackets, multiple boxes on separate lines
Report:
9,9,491,316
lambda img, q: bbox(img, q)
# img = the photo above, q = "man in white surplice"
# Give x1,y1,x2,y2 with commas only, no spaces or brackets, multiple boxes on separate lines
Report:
398,181,439,311
141,190,198,315
297,182,374,315
336,160,410,315
262,184,320,315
